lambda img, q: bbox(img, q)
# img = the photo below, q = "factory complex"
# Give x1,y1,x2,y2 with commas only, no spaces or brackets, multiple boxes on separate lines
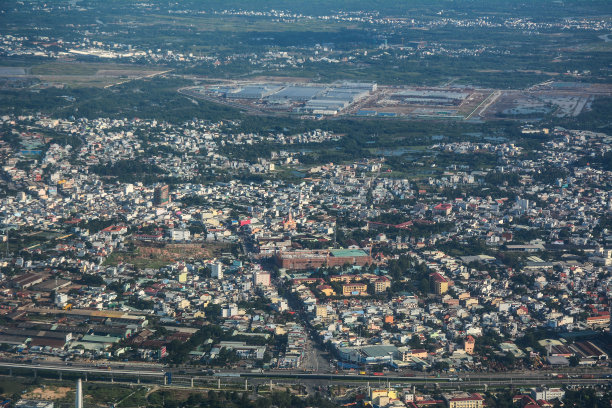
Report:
196,81,376,116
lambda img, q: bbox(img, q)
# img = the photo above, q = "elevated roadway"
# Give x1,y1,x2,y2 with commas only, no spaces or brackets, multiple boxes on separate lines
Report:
1,360,610,390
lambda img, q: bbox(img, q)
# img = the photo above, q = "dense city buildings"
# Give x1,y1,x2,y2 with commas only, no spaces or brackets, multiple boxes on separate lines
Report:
0,112,610,406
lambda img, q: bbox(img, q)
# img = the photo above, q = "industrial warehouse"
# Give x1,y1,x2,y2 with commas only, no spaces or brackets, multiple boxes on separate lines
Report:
191,81,377,116
183,79,610,120
183,79,491,118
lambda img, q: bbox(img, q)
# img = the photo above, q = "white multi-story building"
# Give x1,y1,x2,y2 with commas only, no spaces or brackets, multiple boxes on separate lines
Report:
531,387,565,401
211,262,223,279
55,293,69,306
221,303,238,318
168,228,190,241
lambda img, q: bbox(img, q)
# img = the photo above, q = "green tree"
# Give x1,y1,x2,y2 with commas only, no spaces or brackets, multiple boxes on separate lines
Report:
420,278,430,294
569,355,580,367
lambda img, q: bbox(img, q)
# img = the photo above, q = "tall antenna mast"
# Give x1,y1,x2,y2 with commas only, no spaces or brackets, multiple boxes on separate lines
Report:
333,221,337,248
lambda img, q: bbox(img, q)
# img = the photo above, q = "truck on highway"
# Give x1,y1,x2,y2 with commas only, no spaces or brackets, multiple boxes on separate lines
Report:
213,372,240,377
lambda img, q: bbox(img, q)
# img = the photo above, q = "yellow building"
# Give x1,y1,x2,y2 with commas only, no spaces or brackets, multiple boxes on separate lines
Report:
463,297,478,307
374,277,391,293
369,388,398,406
177,299,191,310
342,283,367,296
458,292,470,300
178,271,188,283
317,285,336,296
430,272,449,295
315,305,328,318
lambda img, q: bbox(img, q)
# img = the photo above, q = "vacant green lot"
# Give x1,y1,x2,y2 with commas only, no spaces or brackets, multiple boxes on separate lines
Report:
30,62,99,76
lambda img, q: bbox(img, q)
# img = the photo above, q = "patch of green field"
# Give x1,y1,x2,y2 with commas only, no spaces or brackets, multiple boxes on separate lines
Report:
584,42,612,52
379,169,441,180
139,14,349,32
31,62,99,76
0,376,30,397
29,62,166,88
0,376,150,407
84,383,149,407
33,76,119,89
102,249,171,270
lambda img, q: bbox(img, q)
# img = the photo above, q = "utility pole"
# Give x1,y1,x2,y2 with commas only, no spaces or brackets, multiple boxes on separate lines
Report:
75,378,83,408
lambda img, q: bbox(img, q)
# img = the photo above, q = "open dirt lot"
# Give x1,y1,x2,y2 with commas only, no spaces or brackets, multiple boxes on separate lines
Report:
24,386,72,400
104,241,232,269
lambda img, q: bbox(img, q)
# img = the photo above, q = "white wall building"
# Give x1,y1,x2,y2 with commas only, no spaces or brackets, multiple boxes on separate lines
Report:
211,262,223,279
531,387,565,401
